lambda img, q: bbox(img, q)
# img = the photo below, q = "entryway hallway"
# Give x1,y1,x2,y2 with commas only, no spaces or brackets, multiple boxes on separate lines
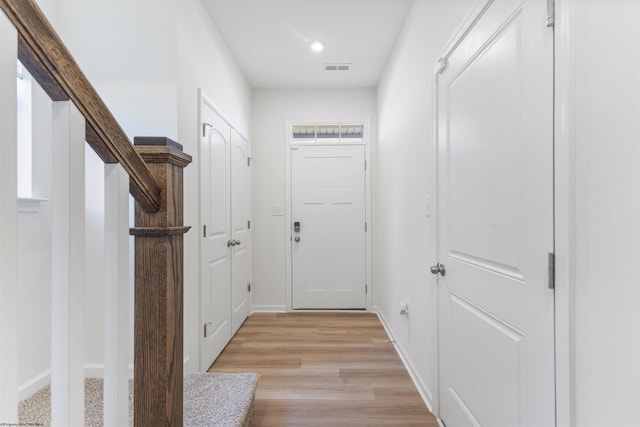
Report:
209,312,437,426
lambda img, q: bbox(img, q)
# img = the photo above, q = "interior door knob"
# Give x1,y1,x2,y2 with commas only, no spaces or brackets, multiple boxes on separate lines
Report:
227,240,234,247
430,263,446,276
294,236,301,242
234,240,241,246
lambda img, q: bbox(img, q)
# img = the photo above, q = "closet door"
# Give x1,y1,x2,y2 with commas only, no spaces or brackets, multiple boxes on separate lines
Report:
199,98,231,371
230,129,250,334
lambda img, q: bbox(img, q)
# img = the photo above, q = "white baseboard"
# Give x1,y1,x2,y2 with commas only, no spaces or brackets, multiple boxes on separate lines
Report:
19,369,51,400
85,363,105,378
84,363,134,379
373,305,436,416
251,305,288,313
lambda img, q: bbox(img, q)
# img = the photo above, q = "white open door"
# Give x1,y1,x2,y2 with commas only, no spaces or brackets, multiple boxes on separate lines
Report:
230,129,250,334
435,1,555,426
291,144,366,309
199,96,231,371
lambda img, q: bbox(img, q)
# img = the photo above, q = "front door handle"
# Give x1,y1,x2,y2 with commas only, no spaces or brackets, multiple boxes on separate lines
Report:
430,263,446,276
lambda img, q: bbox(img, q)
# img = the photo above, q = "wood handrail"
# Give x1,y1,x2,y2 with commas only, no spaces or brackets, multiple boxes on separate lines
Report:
0,0,162,212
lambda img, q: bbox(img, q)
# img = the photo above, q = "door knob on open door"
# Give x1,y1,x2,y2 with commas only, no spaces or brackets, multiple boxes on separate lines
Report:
430,263,446,276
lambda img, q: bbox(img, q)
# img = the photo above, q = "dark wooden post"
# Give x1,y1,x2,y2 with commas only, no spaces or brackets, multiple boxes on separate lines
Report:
130,137,192,426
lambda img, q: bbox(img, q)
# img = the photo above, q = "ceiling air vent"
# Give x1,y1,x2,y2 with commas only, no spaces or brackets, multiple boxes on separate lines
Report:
324,63,351,72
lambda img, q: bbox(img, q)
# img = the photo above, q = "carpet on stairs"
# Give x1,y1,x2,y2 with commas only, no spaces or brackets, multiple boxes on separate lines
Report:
18,372,259,427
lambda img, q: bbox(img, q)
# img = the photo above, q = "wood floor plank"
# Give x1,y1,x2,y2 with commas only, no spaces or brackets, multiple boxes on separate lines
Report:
208,312,438,426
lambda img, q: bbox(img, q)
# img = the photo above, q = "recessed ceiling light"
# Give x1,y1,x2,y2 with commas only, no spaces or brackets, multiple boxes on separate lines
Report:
310,41,324,52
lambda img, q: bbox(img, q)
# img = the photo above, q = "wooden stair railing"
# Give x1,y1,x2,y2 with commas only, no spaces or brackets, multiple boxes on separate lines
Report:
0,0,191,425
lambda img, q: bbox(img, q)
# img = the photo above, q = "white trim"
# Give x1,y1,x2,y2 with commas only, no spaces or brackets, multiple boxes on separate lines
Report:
18,369,51,401
373,306,435,414
0,10,19,422
431,58,443,419
17,197,48,213
251,305,288,313
553,1,574,426
285,119,372,312
84,363,106,378
83,363,134,379
284,120,293,311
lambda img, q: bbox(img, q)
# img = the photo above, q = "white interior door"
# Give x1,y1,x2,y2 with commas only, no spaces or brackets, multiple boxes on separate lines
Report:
230,129,250,334
291,144,366,309
199,99,231,371
436,1,554,426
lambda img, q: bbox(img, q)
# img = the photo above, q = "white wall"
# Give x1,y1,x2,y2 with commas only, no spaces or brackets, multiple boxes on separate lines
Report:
251,89,376,310
569,1,640,425
57,0,179,140
177,0,251,374
375,0,476,410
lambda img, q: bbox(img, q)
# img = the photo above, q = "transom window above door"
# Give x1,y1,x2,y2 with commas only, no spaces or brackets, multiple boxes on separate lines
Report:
292,124,364,143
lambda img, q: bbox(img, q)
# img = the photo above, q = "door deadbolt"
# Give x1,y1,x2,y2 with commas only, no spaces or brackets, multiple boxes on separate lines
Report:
294,236,301,242
430,263,446,276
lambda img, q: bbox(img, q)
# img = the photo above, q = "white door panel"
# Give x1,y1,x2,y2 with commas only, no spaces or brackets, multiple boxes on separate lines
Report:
231,129,250,334
437,1,554,426
200,104,231,371
292,145,366,309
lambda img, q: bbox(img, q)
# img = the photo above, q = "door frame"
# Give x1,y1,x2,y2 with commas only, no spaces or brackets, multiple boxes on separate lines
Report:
431,0,564,422
284,119,372,312
197,89,251,371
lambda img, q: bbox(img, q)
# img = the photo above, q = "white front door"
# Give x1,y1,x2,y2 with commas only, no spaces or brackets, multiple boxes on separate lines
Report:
291,144,366,309
200,100,231,371
230,129,250,334
436,1,555,426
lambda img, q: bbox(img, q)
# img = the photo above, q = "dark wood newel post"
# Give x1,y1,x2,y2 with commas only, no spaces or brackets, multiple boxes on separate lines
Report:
130,137,192,426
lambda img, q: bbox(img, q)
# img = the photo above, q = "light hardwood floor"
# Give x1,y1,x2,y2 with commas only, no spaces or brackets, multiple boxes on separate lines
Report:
208,312,439,426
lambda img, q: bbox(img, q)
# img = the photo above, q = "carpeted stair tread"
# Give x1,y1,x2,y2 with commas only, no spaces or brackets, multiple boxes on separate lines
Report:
185,373,259,427
18,373,259,427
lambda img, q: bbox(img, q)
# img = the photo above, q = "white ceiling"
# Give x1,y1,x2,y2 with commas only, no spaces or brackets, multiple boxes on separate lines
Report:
201,0,415,89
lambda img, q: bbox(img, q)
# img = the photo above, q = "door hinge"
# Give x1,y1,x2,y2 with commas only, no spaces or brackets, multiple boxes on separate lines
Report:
365,222,368,232
248,157,251,167
437,57,449,74
247,283,252,292
202,122,213,137
364,160,367,170
203,224,207,238
365,284,368,294
548,252,556,289
546,0,555,27
248,220,251,230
